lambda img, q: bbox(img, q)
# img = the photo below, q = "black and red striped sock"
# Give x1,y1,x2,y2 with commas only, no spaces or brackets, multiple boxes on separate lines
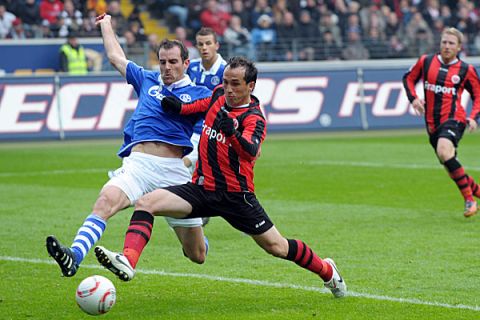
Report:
123,210,154,269
467,175,480,198
444,157,474,201
285,239,333,281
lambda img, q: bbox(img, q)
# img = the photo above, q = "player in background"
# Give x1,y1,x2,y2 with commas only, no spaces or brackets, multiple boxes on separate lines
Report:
403,27,480,218
184,27,227,174
186,27,227,226
45,13,211,278
95,56,347,298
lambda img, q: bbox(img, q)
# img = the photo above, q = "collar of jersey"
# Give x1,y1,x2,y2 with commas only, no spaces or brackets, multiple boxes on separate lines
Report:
200,54,224,75
158,75,192,90
436,54,459,66
226,103,250,110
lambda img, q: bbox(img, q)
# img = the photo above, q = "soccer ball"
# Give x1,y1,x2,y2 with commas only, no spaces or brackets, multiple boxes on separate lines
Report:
75,275,116,315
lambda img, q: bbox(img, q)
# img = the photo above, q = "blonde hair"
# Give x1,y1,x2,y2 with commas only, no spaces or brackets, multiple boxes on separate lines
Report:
441,27,463,45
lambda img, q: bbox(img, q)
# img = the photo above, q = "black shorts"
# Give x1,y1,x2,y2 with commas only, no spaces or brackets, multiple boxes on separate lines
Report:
164,182,274,235
429,120,466,150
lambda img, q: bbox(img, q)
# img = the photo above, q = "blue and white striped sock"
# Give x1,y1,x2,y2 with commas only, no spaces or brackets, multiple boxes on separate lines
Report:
70,214,106,265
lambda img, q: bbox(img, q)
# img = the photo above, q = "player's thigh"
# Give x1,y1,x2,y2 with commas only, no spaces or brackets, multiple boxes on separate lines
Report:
136,188,193,218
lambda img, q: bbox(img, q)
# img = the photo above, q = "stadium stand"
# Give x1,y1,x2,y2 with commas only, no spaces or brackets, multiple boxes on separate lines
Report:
1,0,480,66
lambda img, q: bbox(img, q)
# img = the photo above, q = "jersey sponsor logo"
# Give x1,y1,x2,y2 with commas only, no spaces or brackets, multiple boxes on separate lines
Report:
451,75,460,84
210,76,220,86
202,123,226,143
424,81,457,95
233,118,239,129
147,85,165,100
179,94,192,102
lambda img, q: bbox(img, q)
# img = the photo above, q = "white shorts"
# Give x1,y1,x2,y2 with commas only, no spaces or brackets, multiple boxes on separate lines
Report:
103,152,202,228
184,133,200,174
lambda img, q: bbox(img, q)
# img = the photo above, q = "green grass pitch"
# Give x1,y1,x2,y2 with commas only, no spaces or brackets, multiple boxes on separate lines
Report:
1,130,480,319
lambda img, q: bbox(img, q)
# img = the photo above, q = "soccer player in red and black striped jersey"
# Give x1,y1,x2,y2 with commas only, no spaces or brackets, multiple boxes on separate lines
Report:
95,56,347,298
403,27,480,218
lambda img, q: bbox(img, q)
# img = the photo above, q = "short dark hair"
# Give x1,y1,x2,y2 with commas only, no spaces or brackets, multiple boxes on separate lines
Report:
196,27,218,43
227,56,257,84
157,39,188,61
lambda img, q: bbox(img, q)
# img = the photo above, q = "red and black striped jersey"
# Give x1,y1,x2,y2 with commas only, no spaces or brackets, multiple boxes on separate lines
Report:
179,85,266,192
403,54,480,133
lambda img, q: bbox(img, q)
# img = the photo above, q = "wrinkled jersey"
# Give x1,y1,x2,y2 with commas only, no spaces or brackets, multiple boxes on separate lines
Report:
187,54,227,134
118,61,211,158
180,86,266,192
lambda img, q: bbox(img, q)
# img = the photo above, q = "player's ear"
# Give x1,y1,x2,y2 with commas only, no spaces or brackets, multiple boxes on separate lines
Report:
248,81,255,93
184,58,190,69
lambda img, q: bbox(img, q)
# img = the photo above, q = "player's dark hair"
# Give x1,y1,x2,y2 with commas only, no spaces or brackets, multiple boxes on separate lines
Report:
157,39,189,61
196,27,218,43
227,56,257,84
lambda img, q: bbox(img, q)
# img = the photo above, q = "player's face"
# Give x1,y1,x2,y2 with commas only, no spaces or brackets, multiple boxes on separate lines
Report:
222,66,255,107
196,34,219,63
158,46,189,85
440,34,461,63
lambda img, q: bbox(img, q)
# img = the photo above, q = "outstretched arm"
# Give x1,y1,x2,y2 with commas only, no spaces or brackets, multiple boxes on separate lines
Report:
162,95,212,115
95,13,128,78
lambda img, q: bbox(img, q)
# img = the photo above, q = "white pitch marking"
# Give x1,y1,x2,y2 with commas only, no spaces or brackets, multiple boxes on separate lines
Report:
305,160,480,171
2,161,480,178
0,168,108,177
1,255,479,312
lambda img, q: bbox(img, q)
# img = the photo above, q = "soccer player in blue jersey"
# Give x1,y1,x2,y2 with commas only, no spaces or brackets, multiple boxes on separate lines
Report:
184,27,227,175
45,13,212,279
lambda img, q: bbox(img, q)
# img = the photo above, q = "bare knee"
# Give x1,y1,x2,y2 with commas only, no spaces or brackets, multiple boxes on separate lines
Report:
253,228,289,258
437,149,453,163
262,240,287,258
184,246,206,264
92,194,115,220
93,187,129,220
135,195,156,213
436,140,455,162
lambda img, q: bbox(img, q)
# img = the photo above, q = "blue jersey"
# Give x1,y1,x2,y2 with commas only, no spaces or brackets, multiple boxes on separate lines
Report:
186,54,227,91
187,54,226,134
118,61,212,158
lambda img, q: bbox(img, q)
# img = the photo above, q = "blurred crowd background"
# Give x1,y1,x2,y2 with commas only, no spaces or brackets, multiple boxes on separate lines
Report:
1,0,480,66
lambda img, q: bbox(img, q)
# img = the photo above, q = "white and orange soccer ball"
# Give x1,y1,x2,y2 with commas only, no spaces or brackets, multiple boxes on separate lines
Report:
75,275,116,315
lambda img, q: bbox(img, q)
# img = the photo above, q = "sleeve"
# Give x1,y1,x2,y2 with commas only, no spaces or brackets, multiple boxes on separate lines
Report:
125,61,145,94
402,55,426,103
180,86,222,115
464,65,480,120
229,114,266,162
180,97,212,115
